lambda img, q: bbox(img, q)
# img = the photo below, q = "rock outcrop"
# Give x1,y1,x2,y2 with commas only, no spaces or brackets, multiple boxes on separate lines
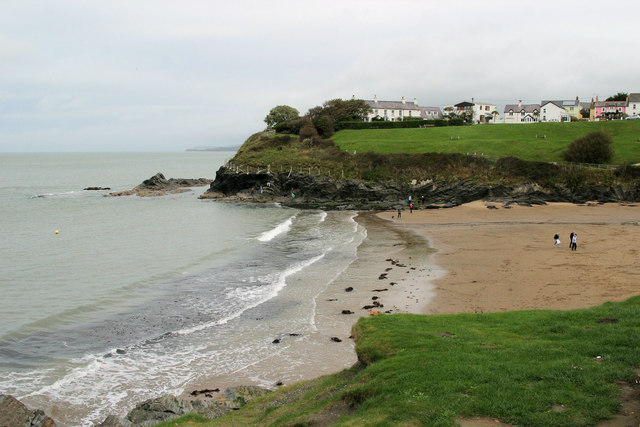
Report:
98,386,269,426
0,394,57,427
108,173,212,197
200,166,640,209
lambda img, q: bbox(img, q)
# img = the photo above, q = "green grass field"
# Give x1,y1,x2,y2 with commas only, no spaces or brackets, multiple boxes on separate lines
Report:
332,121,640,164
159,296,640,427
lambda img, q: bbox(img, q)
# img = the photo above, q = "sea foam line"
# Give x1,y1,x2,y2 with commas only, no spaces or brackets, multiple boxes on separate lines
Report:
257,216,295,242
174,253,326,336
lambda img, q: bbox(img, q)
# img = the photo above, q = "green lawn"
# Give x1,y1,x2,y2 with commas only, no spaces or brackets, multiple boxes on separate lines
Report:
161,296,640,426
332,121,640,164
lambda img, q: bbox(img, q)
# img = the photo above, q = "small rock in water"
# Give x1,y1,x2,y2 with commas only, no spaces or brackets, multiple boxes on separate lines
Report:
272,339,280,344
330,337,342,342
344,287,353,292
341,310,353,315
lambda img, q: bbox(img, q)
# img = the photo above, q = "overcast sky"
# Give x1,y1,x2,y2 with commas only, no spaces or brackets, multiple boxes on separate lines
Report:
1,0,639,152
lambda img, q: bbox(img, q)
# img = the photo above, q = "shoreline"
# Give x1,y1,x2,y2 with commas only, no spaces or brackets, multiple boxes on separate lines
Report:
182,211,440,397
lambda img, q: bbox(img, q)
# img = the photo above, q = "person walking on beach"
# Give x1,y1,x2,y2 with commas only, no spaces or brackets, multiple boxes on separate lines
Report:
553,234,560,247
571,233,578,251
409,203,414,213
397,208,402,219
569,232,574,249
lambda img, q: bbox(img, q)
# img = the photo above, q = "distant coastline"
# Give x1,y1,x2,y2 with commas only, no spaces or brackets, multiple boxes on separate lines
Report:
186,145,240,152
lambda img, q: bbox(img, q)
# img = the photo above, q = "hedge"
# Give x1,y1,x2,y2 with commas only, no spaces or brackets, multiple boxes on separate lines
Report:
335,119,464,130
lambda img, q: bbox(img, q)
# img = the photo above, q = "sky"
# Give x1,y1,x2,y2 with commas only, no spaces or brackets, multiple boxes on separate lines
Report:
1,0,639,152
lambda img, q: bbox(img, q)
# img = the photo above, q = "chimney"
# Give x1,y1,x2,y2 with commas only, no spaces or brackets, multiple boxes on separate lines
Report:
351,94,355,100
401,96,406,104
518,100,522,108
471,97,474,104
413,97,418,106
576,96,579,101
373,94,378,103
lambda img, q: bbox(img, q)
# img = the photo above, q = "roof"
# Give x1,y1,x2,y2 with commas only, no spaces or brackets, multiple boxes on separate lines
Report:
365,100,419,110
541,99,579,108
504,104,540,113
594,101,627,108
454,101,474,108
419,107,443,119
540,101,566,110
628,93,640,103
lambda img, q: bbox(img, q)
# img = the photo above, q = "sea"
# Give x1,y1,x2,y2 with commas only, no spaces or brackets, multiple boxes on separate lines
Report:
0,152,367,426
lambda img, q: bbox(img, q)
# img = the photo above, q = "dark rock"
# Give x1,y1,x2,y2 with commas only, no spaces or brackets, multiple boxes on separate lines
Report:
116,348,126,354
96,414,128,426
199,166,640,209
378,274,387,280
191,388,220,396
372,296,379,300
0,394,57,427
272,338,280,344
275,381,284,386
373,288,388,292
341,310,353,314
126,395,193,426
330,337,342,342
109,173,212,197
84,186,111,190
344,287,353,292
362,305,375,309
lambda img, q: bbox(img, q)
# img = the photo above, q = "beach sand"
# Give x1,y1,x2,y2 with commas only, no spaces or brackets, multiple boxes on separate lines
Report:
378,201,640,315
186,202,639,425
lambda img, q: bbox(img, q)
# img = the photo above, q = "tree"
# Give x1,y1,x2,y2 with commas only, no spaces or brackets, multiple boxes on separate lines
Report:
563,131,613,164
605,92,628,102
307,98,372,123
580,107,590,119
314,115,335,138
264,105,300,127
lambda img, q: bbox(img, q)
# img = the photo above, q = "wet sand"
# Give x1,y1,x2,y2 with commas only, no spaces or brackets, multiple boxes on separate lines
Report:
183,212,437,396
378,201,640,314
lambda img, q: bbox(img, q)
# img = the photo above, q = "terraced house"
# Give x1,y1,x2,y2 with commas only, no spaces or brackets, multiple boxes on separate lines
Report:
364,96,442,122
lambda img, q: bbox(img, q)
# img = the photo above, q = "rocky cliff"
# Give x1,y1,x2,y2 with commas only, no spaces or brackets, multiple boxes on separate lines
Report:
200,166,640,209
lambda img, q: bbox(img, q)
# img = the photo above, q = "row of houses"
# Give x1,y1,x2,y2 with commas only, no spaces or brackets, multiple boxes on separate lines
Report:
363,94,640,124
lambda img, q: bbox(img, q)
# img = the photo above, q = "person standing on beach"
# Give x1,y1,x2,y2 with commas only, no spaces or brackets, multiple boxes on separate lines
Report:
409,203,414,213
553,234,560,247
397,208,402,219
571,233,578,251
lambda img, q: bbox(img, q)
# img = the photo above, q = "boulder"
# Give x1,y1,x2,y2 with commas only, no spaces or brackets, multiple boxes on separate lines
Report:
0,394,57,427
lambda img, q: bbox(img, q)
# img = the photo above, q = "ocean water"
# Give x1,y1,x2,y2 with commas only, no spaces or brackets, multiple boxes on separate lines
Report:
0,153,365,426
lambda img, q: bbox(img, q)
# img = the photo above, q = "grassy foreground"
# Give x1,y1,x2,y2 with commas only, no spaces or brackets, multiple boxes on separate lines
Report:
159,296,640,426
332,121,640,164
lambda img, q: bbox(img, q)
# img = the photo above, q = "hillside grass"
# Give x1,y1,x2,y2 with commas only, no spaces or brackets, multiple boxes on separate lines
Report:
332,121,640,164
159,296,640,426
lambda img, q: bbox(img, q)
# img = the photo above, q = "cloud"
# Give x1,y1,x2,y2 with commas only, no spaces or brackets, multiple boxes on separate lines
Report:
1,0,639,151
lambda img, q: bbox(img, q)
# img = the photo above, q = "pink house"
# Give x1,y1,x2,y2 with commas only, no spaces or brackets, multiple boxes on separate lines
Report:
591,97,626,120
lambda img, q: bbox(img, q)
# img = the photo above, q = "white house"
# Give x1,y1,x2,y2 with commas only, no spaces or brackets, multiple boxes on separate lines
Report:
453,100,498,124
539,101,569,122
627,93,640,117
541,98,581,119
363,96,442,121
503,101,540,124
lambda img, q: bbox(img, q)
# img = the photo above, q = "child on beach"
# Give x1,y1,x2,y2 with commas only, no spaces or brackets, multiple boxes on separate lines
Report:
553,234,561,247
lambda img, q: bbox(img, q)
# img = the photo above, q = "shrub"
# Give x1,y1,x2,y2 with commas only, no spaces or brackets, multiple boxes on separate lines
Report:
563,131,613,164
299,123,318,140
314,115,335,138
274,117,312,135
614,164,640,180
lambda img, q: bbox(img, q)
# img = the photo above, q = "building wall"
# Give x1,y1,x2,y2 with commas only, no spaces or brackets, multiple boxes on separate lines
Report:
540,103,568,122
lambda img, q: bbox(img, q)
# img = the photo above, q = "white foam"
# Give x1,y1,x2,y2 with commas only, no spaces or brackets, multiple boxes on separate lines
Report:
257,216,295,242
174,253,326,336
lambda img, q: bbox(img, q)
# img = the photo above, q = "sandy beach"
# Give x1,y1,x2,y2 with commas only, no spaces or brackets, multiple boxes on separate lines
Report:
378,201,640,314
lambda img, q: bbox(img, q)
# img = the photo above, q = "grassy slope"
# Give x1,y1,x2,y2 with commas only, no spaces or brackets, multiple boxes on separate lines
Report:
332,121,640,164
160,297,640,427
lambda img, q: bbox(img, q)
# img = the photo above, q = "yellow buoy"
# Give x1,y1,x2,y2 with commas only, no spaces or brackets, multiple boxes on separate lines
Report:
55,230,59,234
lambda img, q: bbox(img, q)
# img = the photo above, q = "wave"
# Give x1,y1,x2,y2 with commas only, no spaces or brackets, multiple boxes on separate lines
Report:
30,190,81,199
257,216,295,242
175,252,326,336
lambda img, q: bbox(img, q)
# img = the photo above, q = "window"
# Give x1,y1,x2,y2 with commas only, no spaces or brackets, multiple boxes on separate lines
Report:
509,110,513,116
485,106,489,111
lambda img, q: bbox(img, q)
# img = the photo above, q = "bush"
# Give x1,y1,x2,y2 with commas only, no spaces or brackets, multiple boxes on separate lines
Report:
563,131,613,164
299,123,318,140
274,117,312,135
314,115,335,138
